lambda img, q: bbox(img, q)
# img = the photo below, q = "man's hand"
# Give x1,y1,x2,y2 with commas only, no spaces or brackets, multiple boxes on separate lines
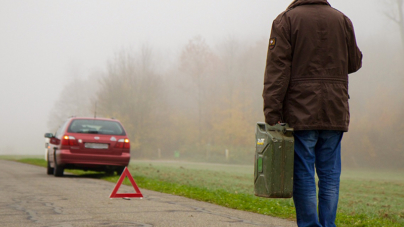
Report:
270,121,281,126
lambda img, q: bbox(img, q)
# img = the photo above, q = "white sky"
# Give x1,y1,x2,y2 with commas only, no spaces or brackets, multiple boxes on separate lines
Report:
0,0,396,155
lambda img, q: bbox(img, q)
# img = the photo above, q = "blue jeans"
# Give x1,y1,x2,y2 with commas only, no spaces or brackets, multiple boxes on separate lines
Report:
293,130,343,227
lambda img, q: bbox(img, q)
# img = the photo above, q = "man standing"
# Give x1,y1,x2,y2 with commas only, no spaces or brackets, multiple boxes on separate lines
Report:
262,1,362,226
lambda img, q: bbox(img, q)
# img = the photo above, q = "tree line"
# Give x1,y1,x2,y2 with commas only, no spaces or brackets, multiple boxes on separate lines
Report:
48,32,404,169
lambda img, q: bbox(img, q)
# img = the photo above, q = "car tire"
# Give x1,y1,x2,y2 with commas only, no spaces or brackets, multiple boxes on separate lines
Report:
53,151,64,177
115,166,125,175
47,153,54,175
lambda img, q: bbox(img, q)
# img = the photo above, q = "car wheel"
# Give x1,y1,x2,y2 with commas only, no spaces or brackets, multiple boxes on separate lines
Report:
47,153,54,175
115,166,125,175
53,152,64,177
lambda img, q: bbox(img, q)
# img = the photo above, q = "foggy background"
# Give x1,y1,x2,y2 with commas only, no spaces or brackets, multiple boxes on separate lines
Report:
1,0,403,169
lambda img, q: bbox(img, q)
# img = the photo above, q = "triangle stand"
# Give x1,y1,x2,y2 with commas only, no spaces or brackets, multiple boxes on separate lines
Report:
109,167,143,198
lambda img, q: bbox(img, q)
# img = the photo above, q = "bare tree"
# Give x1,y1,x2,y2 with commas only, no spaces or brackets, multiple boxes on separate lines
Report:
179,36,216,150
383,0,404,48
47,75,99,132
95,47,165,157
217,36,240,110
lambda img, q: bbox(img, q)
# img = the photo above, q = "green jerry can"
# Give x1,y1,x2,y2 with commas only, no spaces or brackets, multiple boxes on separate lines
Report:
254,122,294,198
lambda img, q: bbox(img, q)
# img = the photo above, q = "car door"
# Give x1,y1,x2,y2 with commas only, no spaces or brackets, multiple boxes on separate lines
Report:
48,120,69,166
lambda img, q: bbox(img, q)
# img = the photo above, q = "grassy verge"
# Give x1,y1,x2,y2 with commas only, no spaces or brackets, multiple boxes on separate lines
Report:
6,157,404,226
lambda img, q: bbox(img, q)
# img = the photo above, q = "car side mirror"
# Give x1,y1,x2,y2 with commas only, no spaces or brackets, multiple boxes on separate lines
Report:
44,133,54,138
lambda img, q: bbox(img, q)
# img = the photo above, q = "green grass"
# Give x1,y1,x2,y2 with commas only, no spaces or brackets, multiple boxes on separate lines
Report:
4,157,404,226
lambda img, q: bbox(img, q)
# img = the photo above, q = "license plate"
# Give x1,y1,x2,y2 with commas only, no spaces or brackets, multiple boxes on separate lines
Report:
85,143,109,149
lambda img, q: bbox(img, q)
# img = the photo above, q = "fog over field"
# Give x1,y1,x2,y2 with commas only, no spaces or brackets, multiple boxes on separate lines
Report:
1,0,403,169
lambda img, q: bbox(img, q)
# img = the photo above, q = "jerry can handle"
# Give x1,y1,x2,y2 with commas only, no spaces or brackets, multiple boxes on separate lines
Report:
265,122,287,132
263,122,294,133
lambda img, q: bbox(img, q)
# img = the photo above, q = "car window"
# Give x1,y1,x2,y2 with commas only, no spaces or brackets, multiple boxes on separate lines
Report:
67,119,126,136
55,120,70,139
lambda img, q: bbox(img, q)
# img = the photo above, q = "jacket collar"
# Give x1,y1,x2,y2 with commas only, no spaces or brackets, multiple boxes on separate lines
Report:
287,0,331,9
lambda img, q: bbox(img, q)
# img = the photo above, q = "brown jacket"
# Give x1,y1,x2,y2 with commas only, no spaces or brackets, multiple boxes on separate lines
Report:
263,0,362,131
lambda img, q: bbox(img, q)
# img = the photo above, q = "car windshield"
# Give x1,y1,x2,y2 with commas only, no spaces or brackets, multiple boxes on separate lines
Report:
67,119,126,135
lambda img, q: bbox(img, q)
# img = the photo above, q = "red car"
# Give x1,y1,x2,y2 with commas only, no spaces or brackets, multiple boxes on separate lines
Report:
44,117,131,177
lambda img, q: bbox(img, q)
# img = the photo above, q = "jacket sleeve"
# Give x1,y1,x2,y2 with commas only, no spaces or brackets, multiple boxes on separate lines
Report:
262,17,292,125
345,16,362,74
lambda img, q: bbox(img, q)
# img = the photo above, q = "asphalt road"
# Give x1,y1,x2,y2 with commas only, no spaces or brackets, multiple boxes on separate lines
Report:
0,160,297,227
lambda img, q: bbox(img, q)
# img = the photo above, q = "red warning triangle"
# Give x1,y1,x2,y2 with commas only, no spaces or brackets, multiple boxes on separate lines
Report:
109,167,143,198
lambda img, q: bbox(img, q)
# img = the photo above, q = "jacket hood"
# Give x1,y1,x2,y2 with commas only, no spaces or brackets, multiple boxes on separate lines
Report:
287,0,330,9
